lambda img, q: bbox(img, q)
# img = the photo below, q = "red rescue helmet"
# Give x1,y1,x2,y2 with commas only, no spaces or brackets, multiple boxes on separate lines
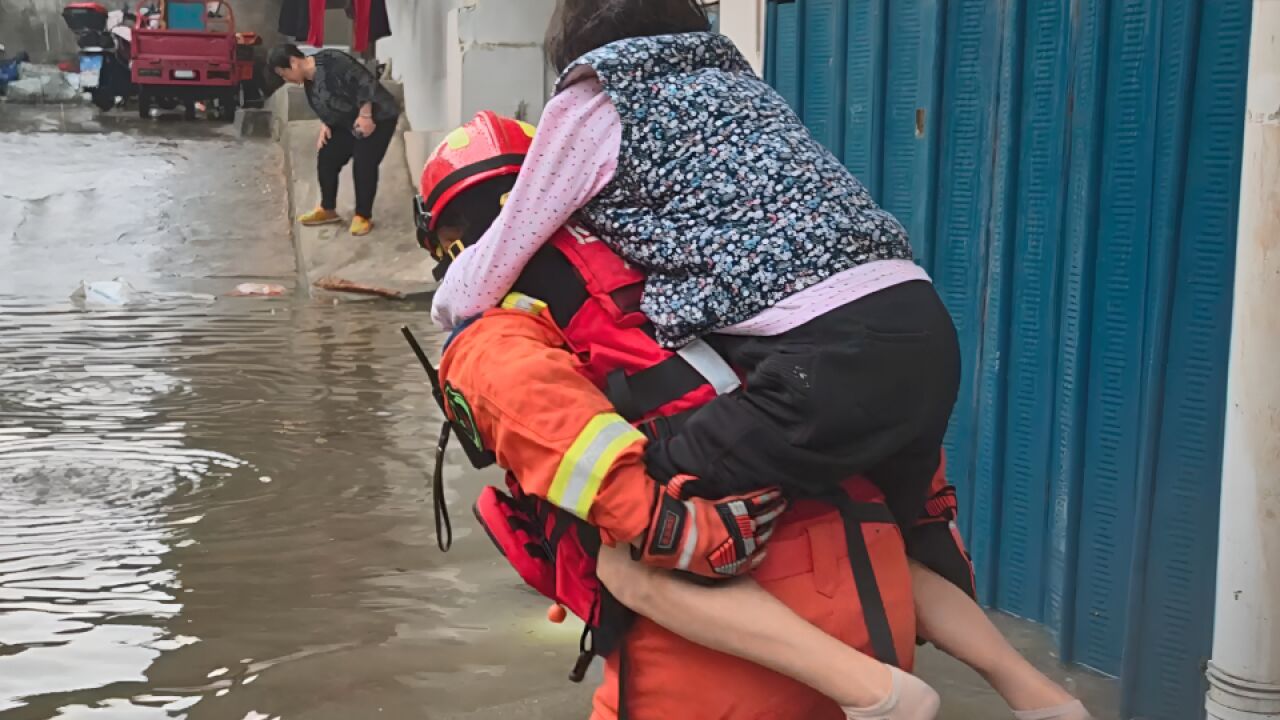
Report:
415,111,536,276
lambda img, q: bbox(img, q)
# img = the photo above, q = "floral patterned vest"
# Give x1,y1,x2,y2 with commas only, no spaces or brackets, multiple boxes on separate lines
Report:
558,33,914,348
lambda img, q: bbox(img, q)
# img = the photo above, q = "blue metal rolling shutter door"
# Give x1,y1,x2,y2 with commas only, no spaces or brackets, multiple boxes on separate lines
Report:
801,0,847,154
772,1,803,115
1045,0,1107,665
995,0,1071,624
927,1,1002,574
843,0,884,194
1122,1,1249,717
880,1,945,269
761,2,1248,716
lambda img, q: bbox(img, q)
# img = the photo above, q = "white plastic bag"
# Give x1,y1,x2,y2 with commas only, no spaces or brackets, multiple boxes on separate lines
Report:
71,280,137,308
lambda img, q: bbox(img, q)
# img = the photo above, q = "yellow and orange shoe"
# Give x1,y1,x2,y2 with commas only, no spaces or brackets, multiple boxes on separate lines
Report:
298,207,342,226
350,215,373,237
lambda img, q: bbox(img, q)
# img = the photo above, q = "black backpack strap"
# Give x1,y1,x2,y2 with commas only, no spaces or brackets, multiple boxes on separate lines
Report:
605,357,708,422
431,422,453,552
510,245,590,328
826,492,901,668
605,339,742,423
617,639,631,720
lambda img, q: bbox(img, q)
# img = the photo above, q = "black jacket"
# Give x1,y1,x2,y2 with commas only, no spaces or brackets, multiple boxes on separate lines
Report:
304,50,399,128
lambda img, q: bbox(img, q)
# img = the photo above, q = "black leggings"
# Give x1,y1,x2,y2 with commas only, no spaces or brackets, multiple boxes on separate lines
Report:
317,119,396,219
646,280,961,529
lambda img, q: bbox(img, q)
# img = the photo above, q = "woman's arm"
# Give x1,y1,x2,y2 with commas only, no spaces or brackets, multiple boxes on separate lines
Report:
430,78,622,331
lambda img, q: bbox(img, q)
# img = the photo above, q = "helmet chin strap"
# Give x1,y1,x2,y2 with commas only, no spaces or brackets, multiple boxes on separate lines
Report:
430,197,504,281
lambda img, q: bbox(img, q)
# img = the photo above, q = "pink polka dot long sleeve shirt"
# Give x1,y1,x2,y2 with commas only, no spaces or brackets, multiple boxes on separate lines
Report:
430,79,620,331
429,77,930,337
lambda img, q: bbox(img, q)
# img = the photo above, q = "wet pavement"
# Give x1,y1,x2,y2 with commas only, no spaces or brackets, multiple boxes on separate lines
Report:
0,105,1117,720
0,105,590,720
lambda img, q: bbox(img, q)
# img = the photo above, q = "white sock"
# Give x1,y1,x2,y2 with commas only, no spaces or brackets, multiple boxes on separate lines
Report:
842,666,941,720
1013,700,1092,720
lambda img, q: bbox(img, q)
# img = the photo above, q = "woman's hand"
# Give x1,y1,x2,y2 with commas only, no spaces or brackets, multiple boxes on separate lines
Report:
354,115,376,139
316,124,332,150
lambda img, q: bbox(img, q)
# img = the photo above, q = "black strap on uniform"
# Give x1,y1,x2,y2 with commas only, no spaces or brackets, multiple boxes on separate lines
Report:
514,244,704,424
510,246,589,329
604,355,713,423
617,641,630,720
605,370,642,422
403,326,456,552
825,492,900,668
431,422,453,552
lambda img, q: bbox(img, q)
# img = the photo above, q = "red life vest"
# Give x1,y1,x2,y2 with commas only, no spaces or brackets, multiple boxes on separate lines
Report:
528,225,976,604
462,223,934,687
509,223,736,425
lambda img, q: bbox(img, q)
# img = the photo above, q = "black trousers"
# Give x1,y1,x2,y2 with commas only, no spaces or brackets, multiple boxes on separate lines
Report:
317,119,396,219
646,280,961,529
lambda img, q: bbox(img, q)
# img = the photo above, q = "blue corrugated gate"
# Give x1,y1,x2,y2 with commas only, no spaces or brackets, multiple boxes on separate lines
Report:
764,2,1250,718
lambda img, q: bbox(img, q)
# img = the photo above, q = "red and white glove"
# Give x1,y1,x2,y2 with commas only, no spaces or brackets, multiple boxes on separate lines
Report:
638,474,787,579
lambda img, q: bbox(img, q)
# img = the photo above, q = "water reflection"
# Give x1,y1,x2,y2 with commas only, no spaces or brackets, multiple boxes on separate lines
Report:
1,114,587,720
0,293,580,719
0,302,250,715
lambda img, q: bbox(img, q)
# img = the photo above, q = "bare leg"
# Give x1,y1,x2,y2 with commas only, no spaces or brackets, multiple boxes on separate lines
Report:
909,560,1088,717
596,544,939,719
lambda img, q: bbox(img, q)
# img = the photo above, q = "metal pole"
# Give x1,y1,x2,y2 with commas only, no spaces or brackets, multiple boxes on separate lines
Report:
1205,1,1280,718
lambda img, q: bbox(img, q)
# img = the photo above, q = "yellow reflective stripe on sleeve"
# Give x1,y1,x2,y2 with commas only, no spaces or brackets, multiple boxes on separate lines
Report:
548,413,646,520
500,292,548,315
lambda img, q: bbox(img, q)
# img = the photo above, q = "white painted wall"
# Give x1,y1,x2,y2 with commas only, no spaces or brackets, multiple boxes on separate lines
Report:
380,0,555,181
379,0,554,132
443,0,556,128
378,0,464,132
717,0,767,74
1205,2,1280,718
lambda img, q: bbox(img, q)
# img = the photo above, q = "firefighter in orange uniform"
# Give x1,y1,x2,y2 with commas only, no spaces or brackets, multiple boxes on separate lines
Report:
412,112,976,719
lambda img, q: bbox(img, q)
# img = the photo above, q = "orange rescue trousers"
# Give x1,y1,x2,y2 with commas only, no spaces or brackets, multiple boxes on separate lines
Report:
591,490,918,720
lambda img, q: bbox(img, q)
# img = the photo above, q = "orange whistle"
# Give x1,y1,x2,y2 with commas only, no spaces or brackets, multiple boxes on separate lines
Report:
547,603,568,624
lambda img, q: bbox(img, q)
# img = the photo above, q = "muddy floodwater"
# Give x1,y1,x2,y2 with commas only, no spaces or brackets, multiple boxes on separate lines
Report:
0,107,589,720
0,106,1118,720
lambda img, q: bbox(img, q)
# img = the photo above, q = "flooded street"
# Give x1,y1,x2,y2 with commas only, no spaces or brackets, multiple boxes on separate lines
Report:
0,105,1118,720
0,107,589,720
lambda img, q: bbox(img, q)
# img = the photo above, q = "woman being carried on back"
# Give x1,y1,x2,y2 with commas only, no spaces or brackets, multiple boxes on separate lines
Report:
430,2,1092,719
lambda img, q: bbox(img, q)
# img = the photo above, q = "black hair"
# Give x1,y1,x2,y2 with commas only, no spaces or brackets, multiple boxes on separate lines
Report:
267,43,305,71
545,0,710,72
436,174,520,249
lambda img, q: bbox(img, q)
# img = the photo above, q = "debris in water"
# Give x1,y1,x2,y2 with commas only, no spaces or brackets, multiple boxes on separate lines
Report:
313,276,404,299
228,283,287,297
258,475,272,484
72,280,216,307
71,279,137,307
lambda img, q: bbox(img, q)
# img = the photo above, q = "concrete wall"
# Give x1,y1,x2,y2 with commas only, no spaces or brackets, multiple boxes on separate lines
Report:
0,0,77,63
379,0,552,132
442,0,555,127
380,0,554,181
378,0,461,131
233,0,286,46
